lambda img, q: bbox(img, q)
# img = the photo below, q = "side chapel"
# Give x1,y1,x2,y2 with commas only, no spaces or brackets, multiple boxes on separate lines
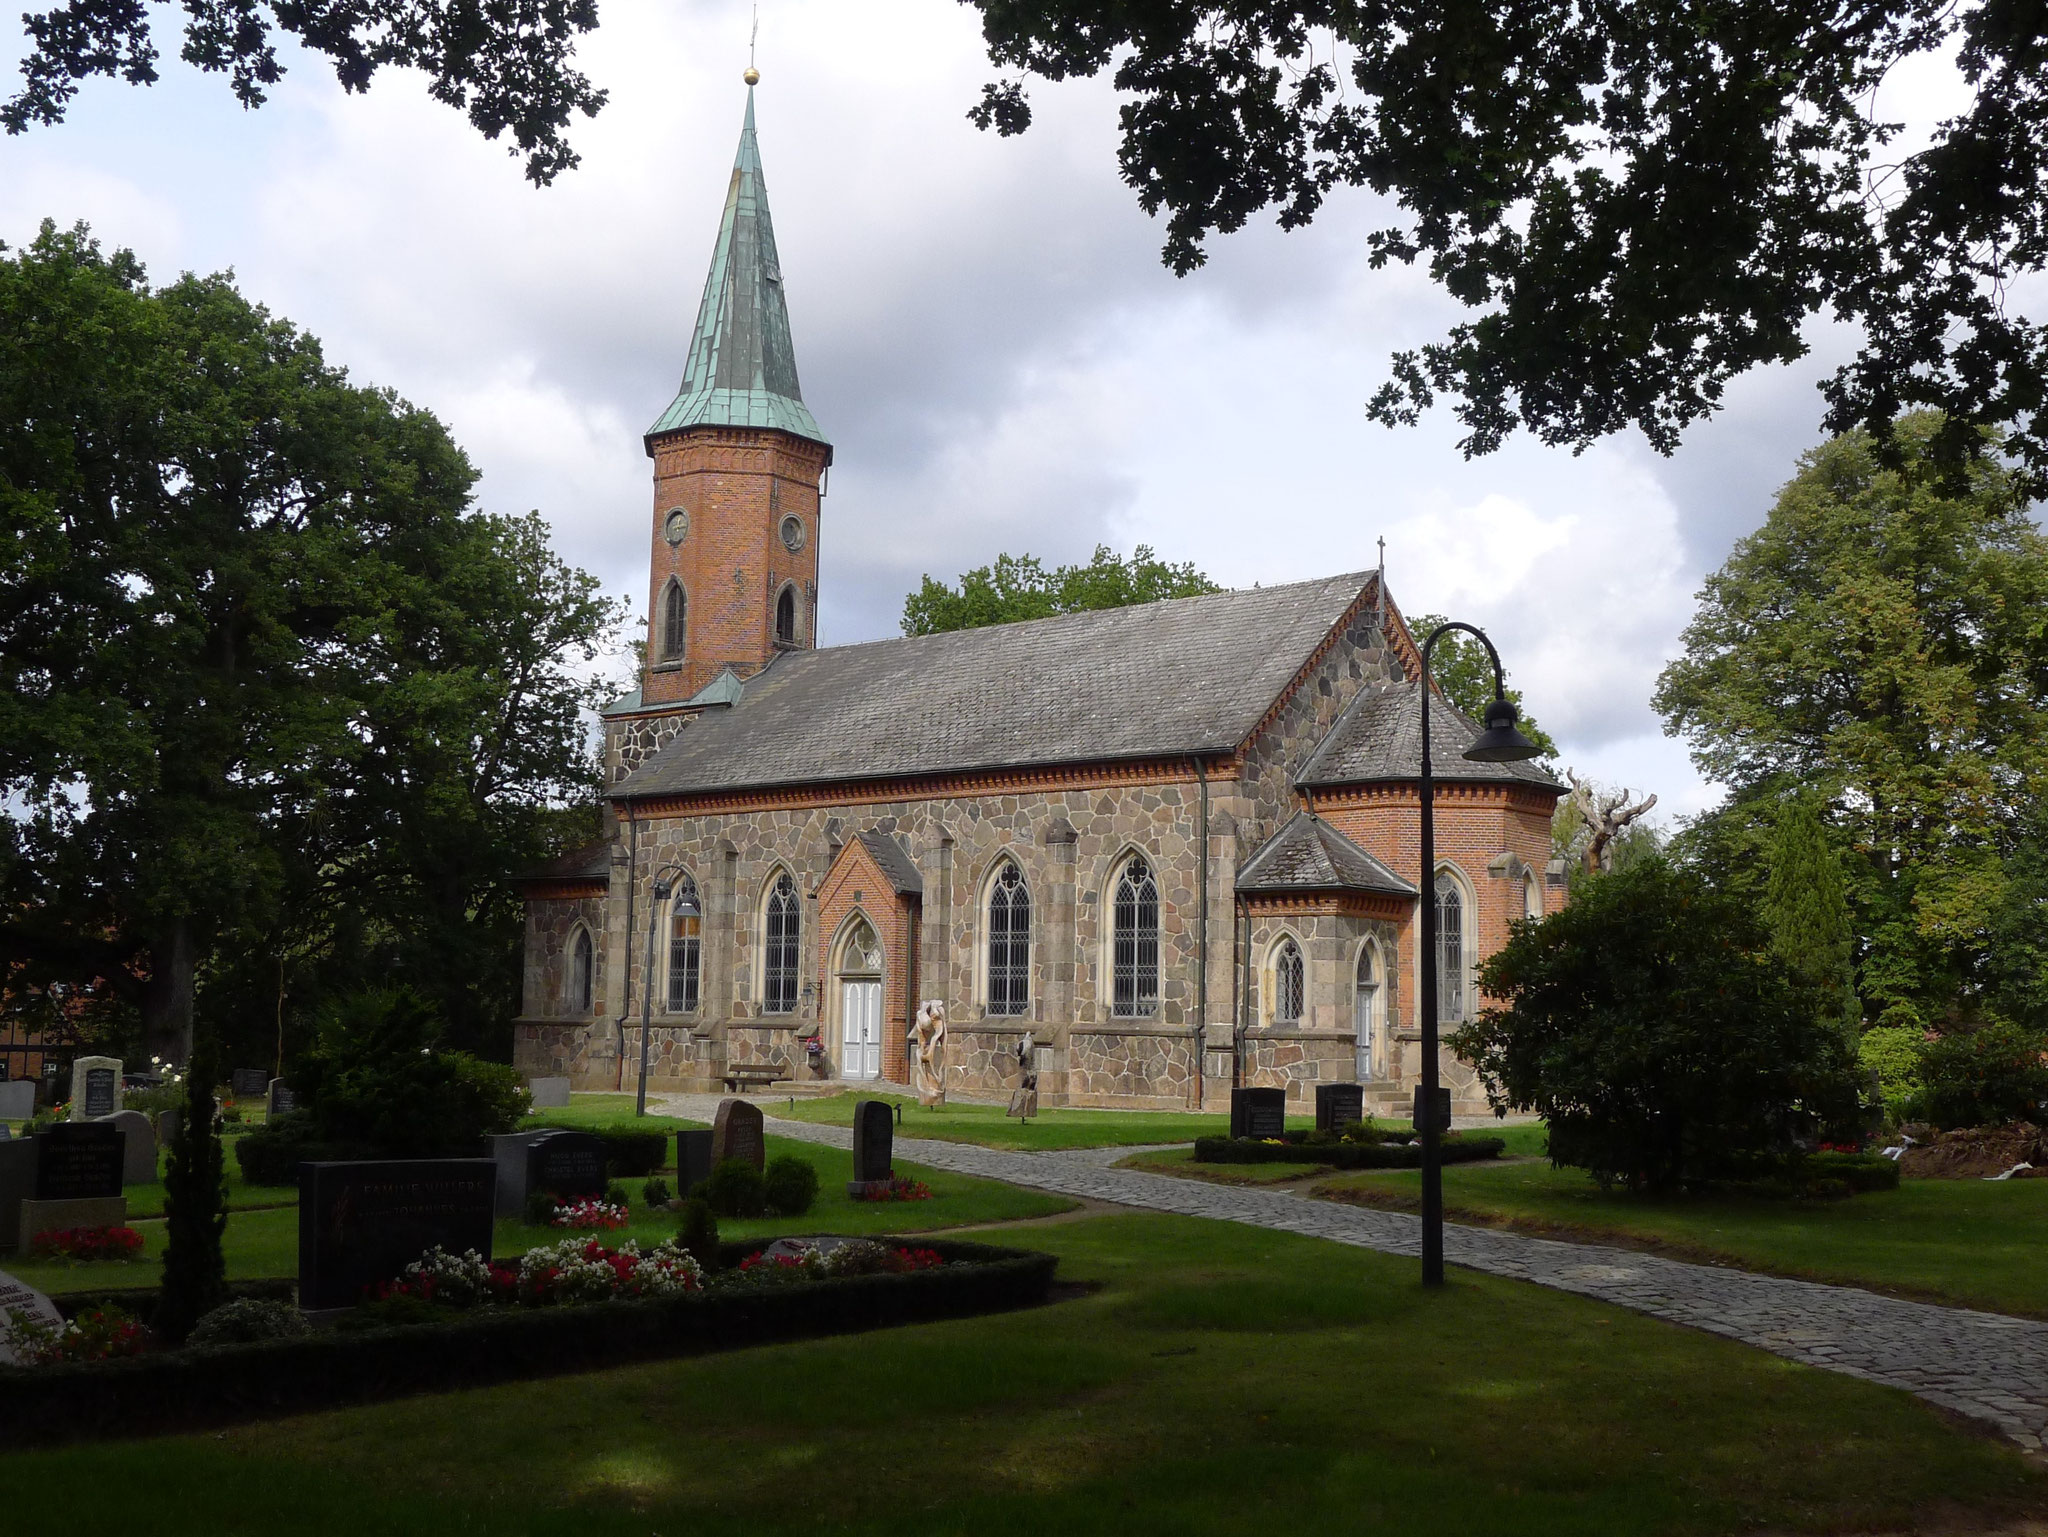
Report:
514,85,1566,1114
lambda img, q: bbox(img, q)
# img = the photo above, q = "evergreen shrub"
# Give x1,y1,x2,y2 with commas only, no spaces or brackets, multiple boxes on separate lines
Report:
698,1159,766,1219
1909,1021,2048,1129
187,1299,311,1348
763,1155,819,1216
675,1198,720,1271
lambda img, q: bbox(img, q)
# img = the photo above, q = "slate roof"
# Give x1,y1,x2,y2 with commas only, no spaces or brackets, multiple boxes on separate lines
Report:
1296,683,1563,791
527,839,611,882
647,89,828,450
1237,813,1416,896
614,573,1372,799
857,831,923,896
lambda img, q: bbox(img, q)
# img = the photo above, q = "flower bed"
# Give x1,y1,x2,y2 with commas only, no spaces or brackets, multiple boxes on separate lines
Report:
2,1305,151,1363
1193,1134,1507,1168
548,1199,630,1231
28,1226,145,1263
849,1176,933,1202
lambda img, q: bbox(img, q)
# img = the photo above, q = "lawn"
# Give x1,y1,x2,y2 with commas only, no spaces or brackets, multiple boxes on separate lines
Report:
1,1212,2040,1536
1314,1158,2048,1318
11,1135,1073,1297
769,1089,1318,1149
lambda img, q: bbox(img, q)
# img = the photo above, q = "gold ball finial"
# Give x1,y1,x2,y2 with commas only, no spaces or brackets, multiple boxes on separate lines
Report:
744,66,759,85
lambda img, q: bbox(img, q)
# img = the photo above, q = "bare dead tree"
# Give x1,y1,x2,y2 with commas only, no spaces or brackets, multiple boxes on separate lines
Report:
1566,770,1659,874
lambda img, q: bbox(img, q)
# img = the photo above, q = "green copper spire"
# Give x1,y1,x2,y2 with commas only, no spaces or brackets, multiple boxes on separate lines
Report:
648,86,828,448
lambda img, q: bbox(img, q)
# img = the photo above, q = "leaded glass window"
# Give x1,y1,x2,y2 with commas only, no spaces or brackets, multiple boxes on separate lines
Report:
1112,856,1159,1018
569,928,593,1013
662,580,687,661
987,861,1030,1016
667,878,701,1013
764,872,800,1014
1273,938,1303,1024
1435,870,1465,1021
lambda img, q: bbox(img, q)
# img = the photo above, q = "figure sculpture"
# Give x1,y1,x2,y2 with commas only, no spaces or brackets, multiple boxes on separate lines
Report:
908,1000,948,1108
1006,1032,1039,1122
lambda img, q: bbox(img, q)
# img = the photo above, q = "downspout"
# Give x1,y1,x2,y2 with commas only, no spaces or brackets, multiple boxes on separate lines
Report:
1192,757,1209,1110
615,803,639,1093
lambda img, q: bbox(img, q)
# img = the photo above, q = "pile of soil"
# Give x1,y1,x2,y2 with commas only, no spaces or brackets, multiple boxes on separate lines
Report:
1897,1121,2048,1179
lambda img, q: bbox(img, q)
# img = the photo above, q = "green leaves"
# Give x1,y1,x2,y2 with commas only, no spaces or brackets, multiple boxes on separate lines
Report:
900,543,1221,635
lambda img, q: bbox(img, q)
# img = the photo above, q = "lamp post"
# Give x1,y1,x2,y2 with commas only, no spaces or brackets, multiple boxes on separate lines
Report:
1416,622,1543,1287
637,863,688,1118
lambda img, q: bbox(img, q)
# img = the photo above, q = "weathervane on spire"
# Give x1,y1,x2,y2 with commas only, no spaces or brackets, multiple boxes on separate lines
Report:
744,4,759,84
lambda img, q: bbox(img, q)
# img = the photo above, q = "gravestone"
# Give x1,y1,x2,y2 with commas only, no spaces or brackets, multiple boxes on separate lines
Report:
69,1056,121,1120
1229,1086,1287,1140
527,1076,572,1110
711,1098,765,1172
1315,1083,1365,1134
100,1110,158,1185
0,1139,37,1250
299,1159,496,1309
267,1078,297,1119
230,1069,270,1100
156,1107,182,1150
675,1129,714,1198
35,1122,123,1200
489,1129,607,1218
0,1268,64,1365
846,1098,896,1198
0,1081,34,1122
1411,1085,1452,1134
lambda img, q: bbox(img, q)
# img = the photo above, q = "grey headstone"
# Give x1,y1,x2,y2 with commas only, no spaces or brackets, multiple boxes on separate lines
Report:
100,1109,158,1185
0,1081,33,1122
489,1128,607,1218
230,1069,270,1099
298,1159,496,1309
1230,1086,1287,1140
267,1078,297,1118
0,1138,38,1250
675,1129,713,1197
0,1268,63,1364
70,1056,121,1120
527,1076,572,1110
1315,1083,1365,1133
711,1098,765,1173
852,1099,894,1183
156,1107,182,1150
35,1122,123,1199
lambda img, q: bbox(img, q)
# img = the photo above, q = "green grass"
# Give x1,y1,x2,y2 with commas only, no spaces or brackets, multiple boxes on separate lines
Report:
1,1212,2039,1536
769,1090,1316,1149
518,1092,698,1137
1315,1157,2048,1318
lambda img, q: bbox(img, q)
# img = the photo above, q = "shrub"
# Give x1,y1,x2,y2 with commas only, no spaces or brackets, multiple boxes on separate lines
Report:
1908,1020,2048,1130
604,1180,630,1207
1450,860,1863,1192
697,1159,766,1219
186,1299,311,1348
1192,1135,1505,1168
3,1304,151,1365
763,1155,819,1216
233,1116,370,1186
675,1198,720,1271
641,1177,673,1208
523,1189,558,1226
1858,1026,1928,1119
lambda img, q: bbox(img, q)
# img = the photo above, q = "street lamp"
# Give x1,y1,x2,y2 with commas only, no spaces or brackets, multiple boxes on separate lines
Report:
637,863,691,1117
1416,622,1543,1287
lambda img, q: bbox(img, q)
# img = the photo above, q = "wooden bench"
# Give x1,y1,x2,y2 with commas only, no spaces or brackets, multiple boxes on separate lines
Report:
722,1061,789,1093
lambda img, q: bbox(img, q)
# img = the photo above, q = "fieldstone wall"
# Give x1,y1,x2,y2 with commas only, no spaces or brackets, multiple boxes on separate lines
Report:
1069,1027,1200,1109
605,708,696,785
522,894,607,1021
950,1024,1034,1101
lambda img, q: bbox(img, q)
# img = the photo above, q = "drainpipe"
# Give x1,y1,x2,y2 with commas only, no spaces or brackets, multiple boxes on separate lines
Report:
615,804,639,1093
1192,758,1209,1111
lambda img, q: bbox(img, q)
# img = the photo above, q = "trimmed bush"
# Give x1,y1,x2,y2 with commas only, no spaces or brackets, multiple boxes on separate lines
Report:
523,1189,557,1226
605,1180,631,1207
641,1177,673,1208
186,1300,311,1348
698,1159,766,1219
233,1116,371,1186
1194,1135,1505,1168
676,1198,720,1271
763,1155,819,1216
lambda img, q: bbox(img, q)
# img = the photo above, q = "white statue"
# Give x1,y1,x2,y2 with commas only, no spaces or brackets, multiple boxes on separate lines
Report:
1006,1032,1039,1122
909,999,948,1108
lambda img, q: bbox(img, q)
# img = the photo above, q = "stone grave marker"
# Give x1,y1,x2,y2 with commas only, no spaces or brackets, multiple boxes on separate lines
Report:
1315,1083,1365,1134
1229,1086,1287,1140
69,1056,121,1120
1411,1085,1452,1134
230,1069,270,1100
0,1080,34,1123
22,1121,126,1243
156,1107,182,1150
298,1159,496,1309
527,1076,572,1110
0,1138,37,1251
711,1098,765,1172
489,1128,607,1218
100,1109,159,1185
0,1268,64,1364
675,1129,713,1198
847,1099,895,1197
267,1078,297,1119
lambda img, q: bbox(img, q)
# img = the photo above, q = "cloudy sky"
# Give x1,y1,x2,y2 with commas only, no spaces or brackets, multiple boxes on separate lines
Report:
0,0,1981,824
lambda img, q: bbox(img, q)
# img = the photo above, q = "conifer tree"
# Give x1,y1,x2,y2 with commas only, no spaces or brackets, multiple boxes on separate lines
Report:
1763,795,1860,1043
156,1043,229,1340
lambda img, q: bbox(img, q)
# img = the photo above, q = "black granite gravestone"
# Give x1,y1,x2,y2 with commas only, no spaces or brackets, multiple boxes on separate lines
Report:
711,1098,765,1172
1229,1086,1287,1140
1411,1085,1452,1134
267,1078,297,1118
34,1123,123,1199
80,1066,118,1120
231,1069,270,1100
852,1099,894,1184
299,1159,496,1309
675,1130,713,1198
1315,1083,1365,1133
527,1130,605,1202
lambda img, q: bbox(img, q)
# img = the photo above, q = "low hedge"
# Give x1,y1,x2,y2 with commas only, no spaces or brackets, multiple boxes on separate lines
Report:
1193,1134,1506,1168
0,1239,1055,1447
237,1121,672,1187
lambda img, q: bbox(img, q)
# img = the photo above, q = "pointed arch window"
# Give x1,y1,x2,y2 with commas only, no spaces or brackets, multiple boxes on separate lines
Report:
667,877,701,1013
987,861,1030,1016
569,928,594,1014
775,585,797,645
1524,868,1544,921
1272,938,1304,1025
763,871,800,1014
1112,855,1159,1018
1435,870,1466,1022
661,580,688,661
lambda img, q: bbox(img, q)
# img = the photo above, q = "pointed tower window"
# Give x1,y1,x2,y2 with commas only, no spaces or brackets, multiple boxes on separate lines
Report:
775,585,797,646
662,580,687,661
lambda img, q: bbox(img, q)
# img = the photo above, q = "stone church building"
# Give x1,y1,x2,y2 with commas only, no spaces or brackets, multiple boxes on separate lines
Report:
514,87,1565,1113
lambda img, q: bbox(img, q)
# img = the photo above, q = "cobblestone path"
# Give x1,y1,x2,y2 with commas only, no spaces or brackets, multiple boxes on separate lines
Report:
663,1097,2048,1452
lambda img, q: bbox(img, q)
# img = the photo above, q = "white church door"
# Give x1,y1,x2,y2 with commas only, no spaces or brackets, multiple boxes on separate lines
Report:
841,982,882,1080
1354,943,1381,1080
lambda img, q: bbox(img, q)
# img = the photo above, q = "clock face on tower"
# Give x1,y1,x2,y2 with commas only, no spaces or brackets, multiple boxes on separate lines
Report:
780,515,805,553
664,508,690,545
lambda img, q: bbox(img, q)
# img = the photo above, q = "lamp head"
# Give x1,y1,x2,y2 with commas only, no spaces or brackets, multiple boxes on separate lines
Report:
652,879,673,902
1464,696,1544,763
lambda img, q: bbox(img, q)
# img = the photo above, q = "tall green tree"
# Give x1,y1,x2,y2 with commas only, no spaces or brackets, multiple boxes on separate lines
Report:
1407,612,1557,761
902,544,1220,635
1762,794,1860,1041
0,222,618,1065
1654,413,2048,1030
155,1042,228,1341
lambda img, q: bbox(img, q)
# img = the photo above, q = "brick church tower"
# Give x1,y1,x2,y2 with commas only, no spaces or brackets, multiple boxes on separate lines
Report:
640,82,833,706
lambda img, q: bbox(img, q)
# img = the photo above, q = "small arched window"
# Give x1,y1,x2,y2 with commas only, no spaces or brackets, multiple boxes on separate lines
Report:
775,585,797,645
661,580,687,661
1524,867,1544,921
1435,870,1466,1022
1272,938,1304,1025
763,871,800,1014
569,928,594,1014
1112,855,1159,1018
667,877,701,1013
987,861,1030,1016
